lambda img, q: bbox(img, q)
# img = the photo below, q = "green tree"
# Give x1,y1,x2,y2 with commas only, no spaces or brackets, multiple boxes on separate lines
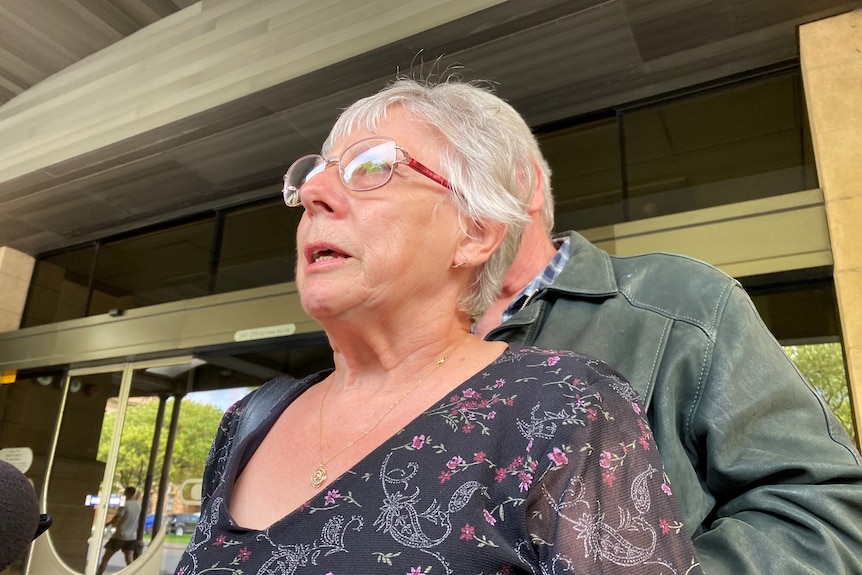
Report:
99,397,224,492
785,343,857,443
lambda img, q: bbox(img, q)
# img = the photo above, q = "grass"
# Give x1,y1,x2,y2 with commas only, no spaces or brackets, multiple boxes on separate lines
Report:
143,533,192,545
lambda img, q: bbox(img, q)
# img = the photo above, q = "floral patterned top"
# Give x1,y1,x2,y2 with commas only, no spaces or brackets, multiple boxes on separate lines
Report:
175,347,702,575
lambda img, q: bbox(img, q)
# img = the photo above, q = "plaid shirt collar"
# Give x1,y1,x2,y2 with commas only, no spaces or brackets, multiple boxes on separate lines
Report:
501,236,570,323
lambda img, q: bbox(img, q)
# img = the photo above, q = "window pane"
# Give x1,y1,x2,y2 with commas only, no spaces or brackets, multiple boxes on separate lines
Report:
622,73,817,221
746,277,840,343
214,199,300,293
22,246,96,327
539,118,622,230
89,218,216,315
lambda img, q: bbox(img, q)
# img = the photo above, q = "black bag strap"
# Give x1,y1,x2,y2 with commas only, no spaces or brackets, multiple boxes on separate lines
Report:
202,374,320,507
234,376,298,447
230,372,326,474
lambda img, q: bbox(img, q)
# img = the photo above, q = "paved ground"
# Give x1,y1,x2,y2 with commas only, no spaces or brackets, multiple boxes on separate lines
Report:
94,541,185,574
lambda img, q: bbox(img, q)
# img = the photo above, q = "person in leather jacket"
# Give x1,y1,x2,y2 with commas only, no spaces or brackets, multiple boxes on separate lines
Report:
473,100,862,574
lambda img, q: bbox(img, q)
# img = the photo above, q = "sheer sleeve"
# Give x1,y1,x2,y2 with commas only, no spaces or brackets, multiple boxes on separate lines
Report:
199,399,243,510
525,356,702,575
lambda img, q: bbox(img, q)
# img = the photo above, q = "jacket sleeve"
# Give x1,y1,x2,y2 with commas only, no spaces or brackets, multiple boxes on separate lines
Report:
690,284,862,574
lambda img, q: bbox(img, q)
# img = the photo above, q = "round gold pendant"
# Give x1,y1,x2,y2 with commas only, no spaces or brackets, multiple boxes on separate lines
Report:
311,464,327,488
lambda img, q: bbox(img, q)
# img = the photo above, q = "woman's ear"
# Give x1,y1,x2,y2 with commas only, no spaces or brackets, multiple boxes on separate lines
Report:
453,220,507,269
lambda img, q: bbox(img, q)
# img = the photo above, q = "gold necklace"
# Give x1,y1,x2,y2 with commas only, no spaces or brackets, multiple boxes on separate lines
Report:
311,334,469,488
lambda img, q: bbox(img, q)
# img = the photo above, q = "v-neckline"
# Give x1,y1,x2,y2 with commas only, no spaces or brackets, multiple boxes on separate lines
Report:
221,347,514,532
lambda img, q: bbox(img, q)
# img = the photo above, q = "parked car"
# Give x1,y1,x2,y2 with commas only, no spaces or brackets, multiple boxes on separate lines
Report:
168,512,200,536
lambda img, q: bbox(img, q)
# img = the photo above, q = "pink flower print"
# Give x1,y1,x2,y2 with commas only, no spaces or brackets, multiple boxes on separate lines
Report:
483,509,497,525
408,568,423,575
587,408,598,421
505,396,515,406
488,411,496,419
638,435,652,450
214,534,226,546
548,447,569,466
660,518,670,535
632,401,641,414
177,568,186,575
460,523,475,541
599,450,612,469
474,451,486,463
412,434,426,449
508,456,524,471
494,468,507,483
462,421,475,433
463,388,478,398
662,483,673,496
324,489,340,506
525,438,534,452
500,566,512,575
494,378,505,388
602,469,616,487
237,547,251,562
518,471,533,492
547,355,560,366
447,455,464,470
450,394,461,403
439,470,452,483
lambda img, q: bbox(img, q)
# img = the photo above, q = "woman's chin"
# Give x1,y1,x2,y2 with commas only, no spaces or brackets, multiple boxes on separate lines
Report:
300,292,355,322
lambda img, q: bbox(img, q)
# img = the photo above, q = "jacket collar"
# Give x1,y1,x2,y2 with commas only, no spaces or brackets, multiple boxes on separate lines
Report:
549,231,619,298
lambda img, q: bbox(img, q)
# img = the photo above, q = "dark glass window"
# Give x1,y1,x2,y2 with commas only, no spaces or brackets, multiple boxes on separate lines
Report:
214,199,300,293
539,118,622,230
88,217,216,315
745,274,840,344
21,245,96,327
539,71,817,229
621,73,816,221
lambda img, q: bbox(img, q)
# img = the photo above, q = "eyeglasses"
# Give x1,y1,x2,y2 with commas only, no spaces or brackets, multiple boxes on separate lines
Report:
281,136,453,207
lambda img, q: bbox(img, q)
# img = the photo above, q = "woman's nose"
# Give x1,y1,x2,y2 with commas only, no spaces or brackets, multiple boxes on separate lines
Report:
300,164,347,216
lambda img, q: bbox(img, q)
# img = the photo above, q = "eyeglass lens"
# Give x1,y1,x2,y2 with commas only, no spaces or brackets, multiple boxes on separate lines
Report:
283,138,399,206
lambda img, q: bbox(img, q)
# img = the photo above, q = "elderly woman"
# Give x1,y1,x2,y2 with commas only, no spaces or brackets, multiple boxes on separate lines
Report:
175,79,701,575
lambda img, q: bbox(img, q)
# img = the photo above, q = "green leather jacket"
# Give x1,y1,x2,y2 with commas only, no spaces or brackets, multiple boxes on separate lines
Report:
486,231,862,574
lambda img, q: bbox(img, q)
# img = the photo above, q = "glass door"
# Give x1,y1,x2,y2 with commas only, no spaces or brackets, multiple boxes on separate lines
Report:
37,356,265,575
43,363,128,575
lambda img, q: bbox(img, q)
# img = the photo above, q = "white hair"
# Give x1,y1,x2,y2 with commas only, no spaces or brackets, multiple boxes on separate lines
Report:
324,77,554,318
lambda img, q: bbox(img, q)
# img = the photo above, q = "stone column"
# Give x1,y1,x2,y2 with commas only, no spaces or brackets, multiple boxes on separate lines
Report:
800,9,862,448
0,246,35,333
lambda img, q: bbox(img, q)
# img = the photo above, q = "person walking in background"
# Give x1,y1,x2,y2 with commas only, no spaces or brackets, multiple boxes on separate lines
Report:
97,486,140,575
